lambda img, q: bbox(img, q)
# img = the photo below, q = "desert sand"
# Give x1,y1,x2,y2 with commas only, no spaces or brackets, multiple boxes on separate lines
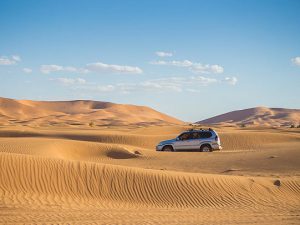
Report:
198,106,300,127
0,97,183,127
0,99,299,224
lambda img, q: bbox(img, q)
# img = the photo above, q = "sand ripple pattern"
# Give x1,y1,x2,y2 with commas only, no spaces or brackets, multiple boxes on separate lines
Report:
0,153,299,210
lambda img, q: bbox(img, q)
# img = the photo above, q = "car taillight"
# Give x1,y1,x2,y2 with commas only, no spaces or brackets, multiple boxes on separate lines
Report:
215,136,219,141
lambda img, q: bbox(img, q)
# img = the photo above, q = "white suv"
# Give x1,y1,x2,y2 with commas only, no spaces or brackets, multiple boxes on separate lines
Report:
156,129,222,152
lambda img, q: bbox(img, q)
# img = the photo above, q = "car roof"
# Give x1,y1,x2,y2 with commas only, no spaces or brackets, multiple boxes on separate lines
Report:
182,129,215,134
186,129,214,132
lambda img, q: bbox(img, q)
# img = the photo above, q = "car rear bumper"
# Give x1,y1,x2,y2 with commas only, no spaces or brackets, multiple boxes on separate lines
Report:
212,144,222,151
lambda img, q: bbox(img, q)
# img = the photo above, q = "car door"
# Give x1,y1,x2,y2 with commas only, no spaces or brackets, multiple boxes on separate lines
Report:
174,132,200,151
173,132,192,150
199,131,213,146
189,132,201,150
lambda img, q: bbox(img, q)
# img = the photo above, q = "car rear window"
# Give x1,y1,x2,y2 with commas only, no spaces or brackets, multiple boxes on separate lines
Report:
200,131,212,138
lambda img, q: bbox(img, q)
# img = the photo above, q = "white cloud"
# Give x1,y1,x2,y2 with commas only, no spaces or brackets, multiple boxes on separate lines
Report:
150,60,224,74
50,77,86,86
150,60,193,67
86,62,143,74
209,65,224,73
40,64,89,74
116,79,184,93
40,61,143,75
12,55,21,62
191,64,224,74
186,88,201,93
96,85,115,92
23,68,32,73
40,65,63,74
0,55,21,65
92,85,115,92
156,51,173,57
137,76,218,92
291,57,300,66
72,75,219,94
224,77,238,85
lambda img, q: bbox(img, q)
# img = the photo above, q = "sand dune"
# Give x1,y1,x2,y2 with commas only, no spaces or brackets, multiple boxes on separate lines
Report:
0,149,299,224
1,152,299,208
0,127,299,176
0,125,299,224
0,97,183,126
0,98,299,224
197,106,300,127
1,126,299,150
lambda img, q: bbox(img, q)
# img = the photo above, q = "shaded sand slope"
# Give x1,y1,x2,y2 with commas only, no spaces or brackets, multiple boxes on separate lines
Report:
0,97,183,126
198,106,300,126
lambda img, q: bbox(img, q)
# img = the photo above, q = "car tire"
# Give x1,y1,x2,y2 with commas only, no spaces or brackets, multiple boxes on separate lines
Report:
200,144,212,152
162,146,174,152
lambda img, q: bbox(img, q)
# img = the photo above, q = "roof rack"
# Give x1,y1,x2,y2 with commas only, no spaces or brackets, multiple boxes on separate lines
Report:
187,128,195,132
186,128,214,132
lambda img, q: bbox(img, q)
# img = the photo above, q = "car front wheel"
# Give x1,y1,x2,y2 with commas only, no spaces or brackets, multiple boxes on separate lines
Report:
162,146,174,152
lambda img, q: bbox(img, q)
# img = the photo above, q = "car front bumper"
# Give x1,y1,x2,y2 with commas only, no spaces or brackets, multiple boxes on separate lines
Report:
156,145,163,151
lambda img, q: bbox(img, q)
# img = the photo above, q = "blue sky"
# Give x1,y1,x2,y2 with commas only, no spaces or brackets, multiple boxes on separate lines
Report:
0,0,299,121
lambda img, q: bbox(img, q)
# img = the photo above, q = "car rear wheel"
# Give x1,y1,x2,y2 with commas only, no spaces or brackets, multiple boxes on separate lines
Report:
162,146,174,152
200,145,212,152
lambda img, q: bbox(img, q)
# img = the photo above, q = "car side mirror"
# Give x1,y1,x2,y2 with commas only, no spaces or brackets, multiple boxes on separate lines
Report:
176,137,180,141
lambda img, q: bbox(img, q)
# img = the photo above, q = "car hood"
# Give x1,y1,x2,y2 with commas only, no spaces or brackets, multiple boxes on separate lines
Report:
158,138,176,145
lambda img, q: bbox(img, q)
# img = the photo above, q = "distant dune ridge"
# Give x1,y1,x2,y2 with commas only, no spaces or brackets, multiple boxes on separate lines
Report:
2,97,299,127
197,107,300,127
0,97,183,126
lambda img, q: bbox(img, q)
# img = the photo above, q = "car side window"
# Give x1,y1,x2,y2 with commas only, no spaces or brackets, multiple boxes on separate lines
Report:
200,131,212,138
191,132,200,139
178,132,191,141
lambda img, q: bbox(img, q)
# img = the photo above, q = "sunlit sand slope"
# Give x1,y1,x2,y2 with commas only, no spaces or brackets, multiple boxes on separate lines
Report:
0,97,183,126
0,152,299,224
1,152,299,208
